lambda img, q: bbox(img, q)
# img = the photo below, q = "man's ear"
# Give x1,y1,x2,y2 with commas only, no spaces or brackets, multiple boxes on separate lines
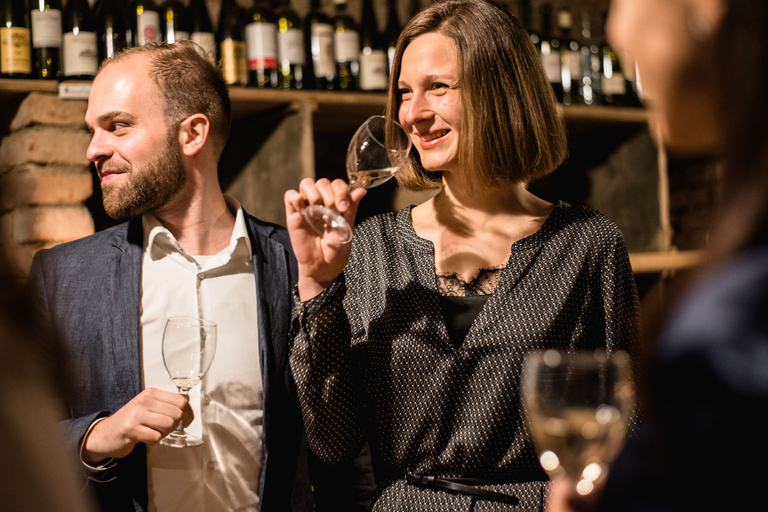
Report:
178,114,210,157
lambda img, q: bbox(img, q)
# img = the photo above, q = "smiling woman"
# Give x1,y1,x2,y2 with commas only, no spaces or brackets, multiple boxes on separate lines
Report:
285,1,640,510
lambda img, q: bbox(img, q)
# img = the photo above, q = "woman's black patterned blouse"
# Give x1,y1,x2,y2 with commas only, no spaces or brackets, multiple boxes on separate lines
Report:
289,201,640,511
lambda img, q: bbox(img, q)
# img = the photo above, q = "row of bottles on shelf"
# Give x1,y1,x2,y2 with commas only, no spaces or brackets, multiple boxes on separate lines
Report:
0,0,406,92
519,0,641,107
1,0,641,106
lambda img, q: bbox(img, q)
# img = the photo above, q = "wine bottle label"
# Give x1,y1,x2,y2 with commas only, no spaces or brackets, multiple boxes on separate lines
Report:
63,31,98,76
310,23,334,77
277,28,305,65
1,27,31,74
567,50,581,78
359,49,388,91
191,32,216,64
136,11,161,46
104,28,128,59
541,51,561,83
31,9,63,48
221,39,247,84
334,30,359,63
601,73,626,95
245,22,277,70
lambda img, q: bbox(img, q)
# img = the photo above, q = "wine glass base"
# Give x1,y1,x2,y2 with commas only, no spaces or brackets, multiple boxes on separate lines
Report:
303,205,354,244
160,432,203,448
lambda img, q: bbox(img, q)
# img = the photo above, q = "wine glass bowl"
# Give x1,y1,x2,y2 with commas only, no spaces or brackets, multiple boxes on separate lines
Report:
521,350,634,495
160,316,217,448
303,115,412,244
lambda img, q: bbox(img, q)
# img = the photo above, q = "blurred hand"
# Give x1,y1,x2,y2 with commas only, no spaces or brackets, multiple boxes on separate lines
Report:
547,478,604,512
82,388,194,463
284,178,366,301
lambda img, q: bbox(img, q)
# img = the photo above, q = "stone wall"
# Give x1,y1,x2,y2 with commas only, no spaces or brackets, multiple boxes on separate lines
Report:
0,93,93,302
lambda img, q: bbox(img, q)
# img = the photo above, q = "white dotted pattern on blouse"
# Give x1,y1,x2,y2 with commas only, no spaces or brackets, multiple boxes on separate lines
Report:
290,201,640,511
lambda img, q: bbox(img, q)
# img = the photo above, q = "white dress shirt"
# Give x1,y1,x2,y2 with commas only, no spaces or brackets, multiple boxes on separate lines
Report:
140,199,263,512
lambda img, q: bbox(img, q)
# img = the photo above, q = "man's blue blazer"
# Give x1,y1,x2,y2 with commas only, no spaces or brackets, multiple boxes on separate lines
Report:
28,212,315,511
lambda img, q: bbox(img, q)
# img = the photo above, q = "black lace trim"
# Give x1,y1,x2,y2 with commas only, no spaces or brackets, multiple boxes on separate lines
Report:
436,266,505,296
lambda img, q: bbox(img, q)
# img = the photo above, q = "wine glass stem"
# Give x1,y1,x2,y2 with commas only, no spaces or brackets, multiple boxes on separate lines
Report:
171,388,190,436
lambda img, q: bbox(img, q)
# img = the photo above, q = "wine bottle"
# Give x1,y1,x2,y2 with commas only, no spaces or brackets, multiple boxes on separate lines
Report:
358,0,387,92
0,0,32,78
187,0,215,64
557,7,580,105
95,0,128,61
539,3,562,102
245,0,277,87
304,0,334,90
383,0,400,73
519,0,539,49
599,13,627,106
30,0,61,79
160,0,188,44
275,0,304,89
408,0,419,19
129,0,161,47
577,10,600,106
331,0,358,91
62,0,98,79
217,0,247,86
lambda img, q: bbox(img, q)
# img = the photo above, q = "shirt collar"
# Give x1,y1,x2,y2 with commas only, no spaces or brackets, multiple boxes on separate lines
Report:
143,196,252,262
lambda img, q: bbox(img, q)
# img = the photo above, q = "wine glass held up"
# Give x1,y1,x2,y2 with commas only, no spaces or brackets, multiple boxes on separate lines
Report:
160,316,217,448
520,350,634,496
303,115,412,244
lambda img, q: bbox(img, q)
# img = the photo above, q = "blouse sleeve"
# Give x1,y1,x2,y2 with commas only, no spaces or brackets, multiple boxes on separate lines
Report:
288,275,368,465
600,233,641,355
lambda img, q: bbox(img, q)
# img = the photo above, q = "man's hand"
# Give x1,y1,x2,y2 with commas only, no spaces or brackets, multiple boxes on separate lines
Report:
82,388,194,463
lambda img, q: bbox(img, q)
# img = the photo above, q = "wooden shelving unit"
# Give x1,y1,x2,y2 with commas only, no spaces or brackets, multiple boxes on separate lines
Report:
0,78,701,274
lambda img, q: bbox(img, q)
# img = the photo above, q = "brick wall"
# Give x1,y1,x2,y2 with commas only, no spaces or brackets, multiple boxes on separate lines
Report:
0,93,93,303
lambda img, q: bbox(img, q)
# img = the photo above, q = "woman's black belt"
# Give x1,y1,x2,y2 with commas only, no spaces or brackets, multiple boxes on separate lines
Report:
404,473,521,505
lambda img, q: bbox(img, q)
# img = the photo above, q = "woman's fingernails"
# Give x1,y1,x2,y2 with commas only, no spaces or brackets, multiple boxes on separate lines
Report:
339,200,349,210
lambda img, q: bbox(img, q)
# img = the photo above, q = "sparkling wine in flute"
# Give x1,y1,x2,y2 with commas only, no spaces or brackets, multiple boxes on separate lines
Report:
521,350,634,495
302,115,412,244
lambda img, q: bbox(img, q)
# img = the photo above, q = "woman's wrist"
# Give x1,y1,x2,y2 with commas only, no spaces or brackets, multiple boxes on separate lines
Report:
297,274,336,302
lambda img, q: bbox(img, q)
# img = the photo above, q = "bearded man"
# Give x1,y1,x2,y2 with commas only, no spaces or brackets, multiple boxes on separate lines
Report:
27,41,373,512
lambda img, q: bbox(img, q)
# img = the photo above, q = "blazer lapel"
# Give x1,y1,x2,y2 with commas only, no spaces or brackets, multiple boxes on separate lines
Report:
108,218,144,405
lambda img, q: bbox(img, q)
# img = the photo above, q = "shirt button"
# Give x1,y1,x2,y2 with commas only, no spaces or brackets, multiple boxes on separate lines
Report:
203,394,211,405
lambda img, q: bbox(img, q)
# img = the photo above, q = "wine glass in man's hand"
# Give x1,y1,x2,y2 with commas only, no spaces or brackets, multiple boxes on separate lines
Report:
159,316,217,448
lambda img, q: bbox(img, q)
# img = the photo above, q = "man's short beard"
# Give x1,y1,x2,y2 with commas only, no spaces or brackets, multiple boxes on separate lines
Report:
101,131,187,220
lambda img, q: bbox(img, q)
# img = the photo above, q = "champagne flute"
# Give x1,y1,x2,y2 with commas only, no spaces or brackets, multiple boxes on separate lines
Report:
520,350,634,495
303,115,413,244
159,316,217,448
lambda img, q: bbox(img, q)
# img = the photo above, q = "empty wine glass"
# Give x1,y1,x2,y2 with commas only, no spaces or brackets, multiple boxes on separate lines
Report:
160,316,217,448
521,350,634,495
303,115,413,244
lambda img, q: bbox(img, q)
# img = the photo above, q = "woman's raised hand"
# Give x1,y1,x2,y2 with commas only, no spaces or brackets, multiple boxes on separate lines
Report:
284,178,367,301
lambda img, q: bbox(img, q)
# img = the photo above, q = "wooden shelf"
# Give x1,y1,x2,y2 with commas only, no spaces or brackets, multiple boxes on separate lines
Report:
1,78,648,126
629,250,703,274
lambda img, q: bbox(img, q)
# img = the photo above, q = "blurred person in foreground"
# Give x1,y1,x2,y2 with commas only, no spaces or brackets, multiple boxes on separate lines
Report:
0,290,96,512
284,0,639,509
548,1,768,511
27,40,372,512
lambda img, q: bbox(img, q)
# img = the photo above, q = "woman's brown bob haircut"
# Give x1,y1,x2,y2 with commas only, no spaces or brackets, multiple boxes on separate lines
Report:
387,0,567,191
96,40,232,159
